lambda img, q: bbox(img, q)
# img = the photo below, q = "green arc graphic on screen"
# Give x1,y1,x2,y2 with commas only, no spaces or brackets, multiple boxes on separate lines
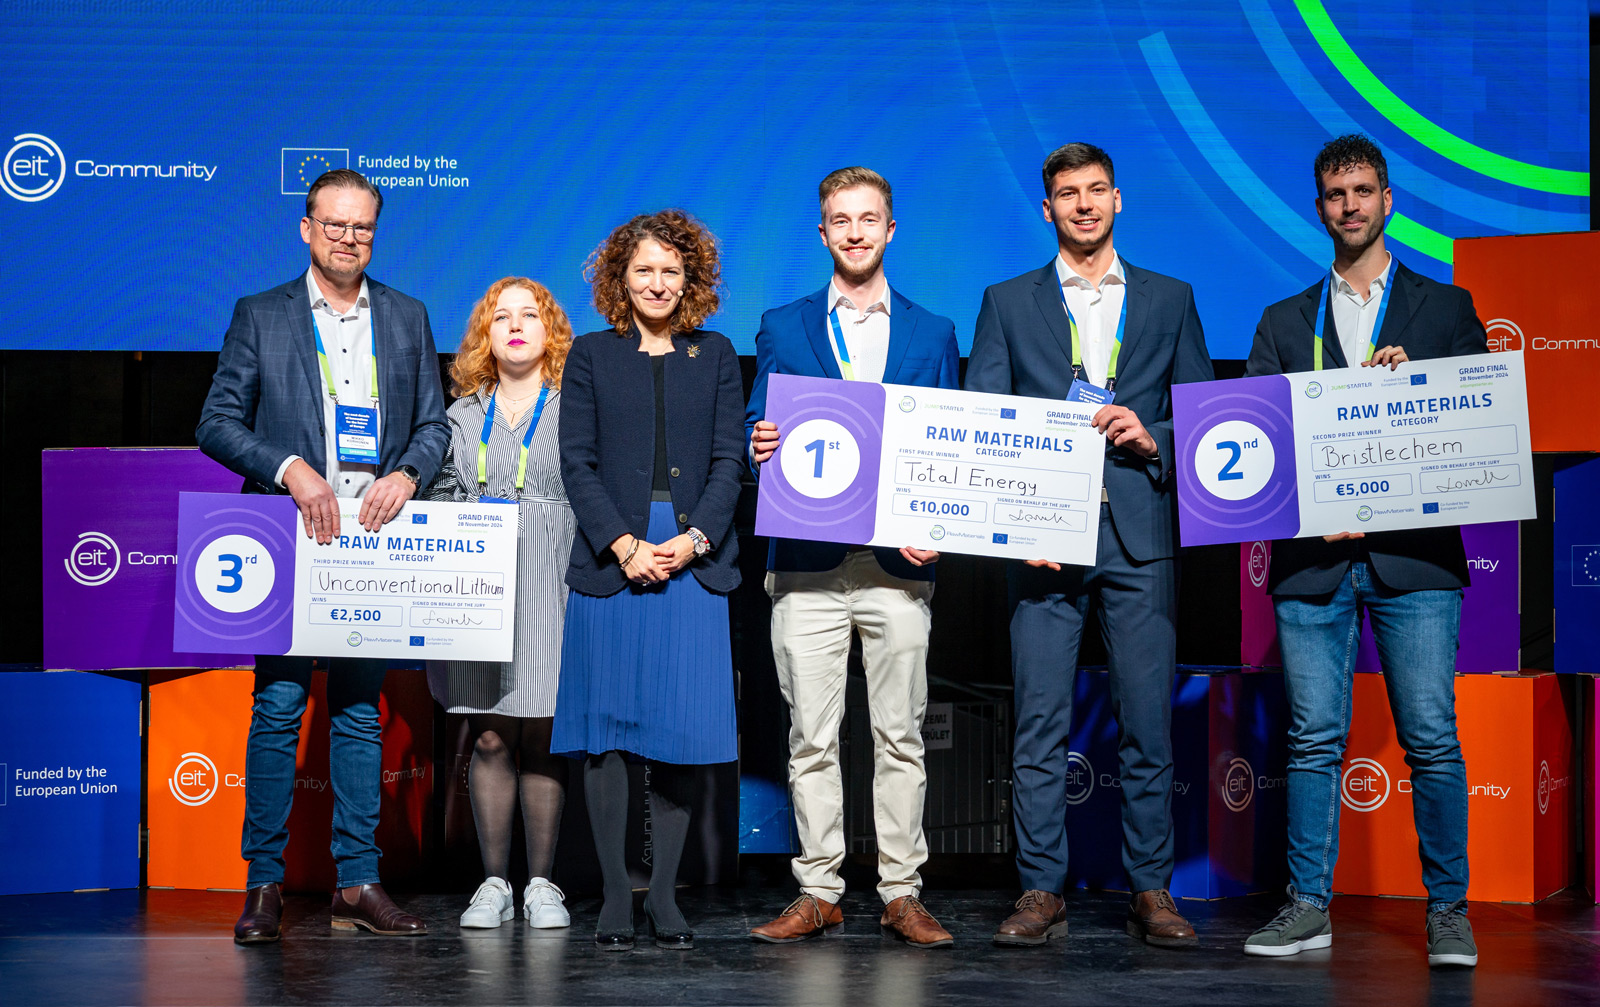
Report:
1295,0,1588,196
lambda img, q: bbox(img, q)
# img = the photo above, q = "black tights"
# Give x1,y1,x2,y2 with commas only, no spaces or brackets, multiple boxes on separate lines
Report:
584,751,695,933
468,715,566,883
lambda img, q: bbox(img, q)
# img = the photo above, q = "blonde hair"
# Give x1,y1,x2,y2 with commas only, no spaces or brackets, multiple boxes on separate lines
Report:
818,166,893,222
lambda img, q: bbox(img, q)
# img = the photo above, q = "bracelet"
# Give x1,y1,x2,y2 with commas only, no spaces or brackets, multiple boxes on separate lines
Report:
618,539,640,567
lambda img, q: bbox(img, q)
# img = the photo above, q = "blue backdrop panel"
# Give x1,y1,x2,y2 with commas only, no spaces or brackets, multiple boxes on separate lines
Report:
0,1,1586,358
1555,457,1600,675
0,671,142,895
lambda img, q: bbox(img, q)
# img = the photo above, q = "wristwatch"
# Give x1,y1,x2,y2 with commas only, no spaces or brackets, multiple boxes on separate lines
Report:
395,465,421,488
686,527,711,557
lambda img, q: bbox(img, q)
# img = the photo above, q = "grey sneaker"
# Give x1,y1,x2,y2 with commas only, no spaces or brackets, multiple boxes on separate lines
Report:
1244,887,1332,957
1426,901,1478,967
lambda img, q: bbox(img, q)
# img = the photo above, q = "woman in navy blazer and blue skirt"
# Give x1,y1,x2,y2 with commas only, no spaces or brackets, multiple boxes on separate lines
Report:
552,209,744,951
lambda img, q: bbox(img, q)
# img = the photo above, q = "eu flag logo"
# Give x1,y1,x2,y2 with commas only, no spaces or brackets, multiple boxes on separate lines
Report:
1423,502,1439,514
1410,374,1428,386
992,533,1008,544
1000,408,1016,420
410,636,425,647
412,513,427,524
1573,546,1600,586
280,148,349,194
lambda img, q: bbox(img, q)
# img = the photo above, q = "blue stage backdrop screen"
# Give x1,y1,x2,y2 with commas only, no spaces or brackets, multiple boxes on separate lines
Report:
0,1,1587,358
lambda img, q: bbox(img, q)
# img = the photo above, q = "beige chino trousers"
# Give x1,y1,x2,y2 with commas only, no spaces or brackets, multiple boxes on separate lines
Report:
767,549,934,904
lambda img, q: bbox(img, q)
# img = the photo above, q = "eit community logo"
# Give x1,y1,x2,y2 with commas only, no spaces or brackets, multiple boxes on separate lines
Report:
2,133,66,202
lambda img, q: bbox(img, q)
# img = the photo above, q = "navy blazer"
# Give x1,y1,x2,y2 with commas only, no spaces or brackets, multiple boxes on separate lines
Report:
560,328,745,596
196,274,449,493
1245,262,1488,595
745,286,961,581
965,258,1213,563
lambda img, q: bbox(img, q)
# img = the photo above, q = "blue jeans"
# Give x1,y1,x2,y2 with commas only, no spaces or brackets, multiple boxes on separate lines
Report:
241,656,388,889
1274,561,1467,914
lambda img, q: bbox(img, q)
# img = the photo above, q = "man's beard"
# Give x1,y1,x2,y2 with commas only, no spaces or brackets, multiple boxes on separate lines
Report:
830,244,883,284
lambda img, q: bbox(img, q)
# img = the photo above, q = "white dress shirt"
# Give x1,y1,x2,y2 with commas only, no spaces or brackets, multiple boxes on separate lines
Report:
273,269,378,498
1055,252,1127,388
826,278,892,384
1330,252,1394,367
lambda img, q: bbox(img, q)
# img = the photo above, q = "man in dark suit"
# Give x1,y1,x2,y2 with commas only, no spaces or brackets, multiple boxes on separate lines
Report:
746,167,961,949
966,142,1212,948
197,168,449,945
1241,135,1484,968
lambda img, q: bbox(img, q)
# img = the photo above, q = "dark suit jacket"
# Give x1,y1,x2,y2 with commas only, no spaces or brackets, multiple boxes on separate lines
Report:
560,328,745,596
196,273,449,493
745,286,961,581
1244,261,1488,595
965,258,1213,563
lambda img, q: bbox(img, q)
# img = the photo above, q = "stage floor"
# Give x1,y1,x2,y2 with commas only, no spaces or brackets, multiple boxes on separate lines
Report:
3,886,1598,1006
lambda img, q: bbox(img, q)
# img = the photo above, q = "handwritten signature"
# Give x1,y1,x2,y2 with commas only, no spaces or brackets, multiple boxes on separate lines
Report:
1005,509,1074,527
1430,469,1510,494
419,612,484,628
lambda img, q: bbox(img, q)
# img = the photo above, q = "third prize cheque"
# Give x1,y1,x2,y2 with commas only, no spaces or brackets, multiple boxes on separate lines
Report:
1173,350,1536,547
754,373,1107,565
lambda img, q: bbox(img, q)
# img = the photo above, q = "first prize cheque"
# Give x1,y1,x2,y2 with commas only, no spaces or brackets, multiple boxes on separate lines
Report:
173,492,519,661
1173,350,1536,547
754,373,1107,564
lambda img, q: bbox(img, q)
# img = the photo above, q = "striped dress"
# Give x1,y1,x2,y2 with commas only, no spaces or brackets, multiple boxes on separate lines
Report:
424,389,575,717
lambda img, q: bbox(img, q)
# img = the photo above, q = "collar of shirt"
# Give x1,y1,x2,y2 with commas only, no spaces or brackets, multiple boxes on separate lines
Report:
827,278,892,319
1055,250,1125,292
305,269,371,316
1330,252,1392,303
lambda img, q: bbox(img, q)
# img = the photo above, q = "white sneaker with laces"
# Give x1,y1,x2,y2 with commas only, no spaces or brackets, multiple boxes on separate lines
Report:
524,877,570,928
460,877,514,928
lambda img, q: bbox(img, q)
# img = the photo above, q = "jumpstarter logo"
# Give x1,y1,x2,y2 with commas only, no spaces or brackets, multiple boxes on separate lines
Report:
3,133,66,201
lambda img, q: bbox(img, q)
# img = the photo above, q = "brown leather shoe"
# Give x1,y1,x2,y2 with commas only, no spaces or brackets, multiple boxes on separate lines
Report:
879,895,953,949
234,883,282,945
329,883,428,936
993,889,1069,946
1126,889,1197,947
750,893,844,944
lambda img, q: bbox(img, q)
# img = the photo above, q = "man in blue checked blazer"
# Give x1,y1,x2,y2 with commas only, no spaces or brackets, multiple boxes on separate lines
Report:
197,169,448,946
746,167,961,949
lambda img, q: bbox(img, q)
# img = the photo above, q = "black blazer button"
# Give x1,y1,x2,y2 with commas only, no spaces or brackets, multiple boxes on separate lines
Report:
670,466,680,478
678,512,688,524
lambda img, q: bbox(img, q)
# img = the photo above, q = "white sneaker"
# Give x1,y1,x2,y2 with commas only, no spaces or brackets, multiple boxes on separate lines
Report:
460,877,514,928
523,877,570,928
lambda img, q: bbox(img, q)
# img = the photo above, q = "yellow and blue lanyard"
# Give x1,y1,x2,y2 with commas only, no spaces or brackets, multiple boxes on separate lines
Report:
312,321,379,405
1058,279,1128,390
827,307,859,381
1313,258,1397,371
477,385,551,495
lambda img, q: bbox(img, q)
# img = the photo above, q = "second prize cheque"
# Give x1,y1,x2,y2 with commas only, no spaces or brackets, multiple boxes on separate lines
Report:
754,373,1107,565
1173,350,1537,547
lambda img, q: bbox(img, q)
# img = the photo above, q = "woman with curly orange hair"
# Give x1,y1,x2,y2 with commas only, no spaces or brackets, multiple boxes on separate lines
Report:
423,277,576,933
551,210,745,951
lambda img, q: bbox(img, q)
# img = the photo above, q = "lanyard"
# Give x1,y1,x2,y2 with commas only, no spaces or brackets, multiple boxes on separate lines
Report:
1313,257,1398,371
827,308,857,381
1058,278,1127,389
478,385,550,493
311,310,379,405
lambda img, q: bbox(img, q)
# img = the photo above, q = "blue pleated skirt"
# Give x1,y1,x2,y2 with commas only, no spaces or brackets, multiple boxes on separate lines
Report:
551,502,737,764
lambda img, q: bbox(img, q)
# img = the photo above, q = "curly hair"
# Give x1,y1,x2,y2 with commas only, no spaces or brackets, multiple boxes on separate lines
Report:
584,209,722,335
1313,134,1388,193
448,277,574,398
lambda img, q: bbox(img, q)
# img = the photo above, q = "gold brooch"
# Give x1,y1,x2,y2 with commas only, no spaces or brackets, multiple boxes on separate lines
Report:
687,343,701,358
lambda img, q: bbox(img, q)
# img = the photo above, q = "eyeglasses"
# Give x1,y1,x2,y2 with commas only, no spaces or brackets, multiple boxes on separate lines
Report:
309,215,376,244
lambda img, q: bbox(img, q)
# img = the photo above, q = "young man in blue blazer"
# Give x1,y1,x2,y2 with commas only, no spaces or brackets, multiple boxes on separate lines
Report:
966,143,1213,948
1241,135,1485,968
746,167,961,949
197,169,449,945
